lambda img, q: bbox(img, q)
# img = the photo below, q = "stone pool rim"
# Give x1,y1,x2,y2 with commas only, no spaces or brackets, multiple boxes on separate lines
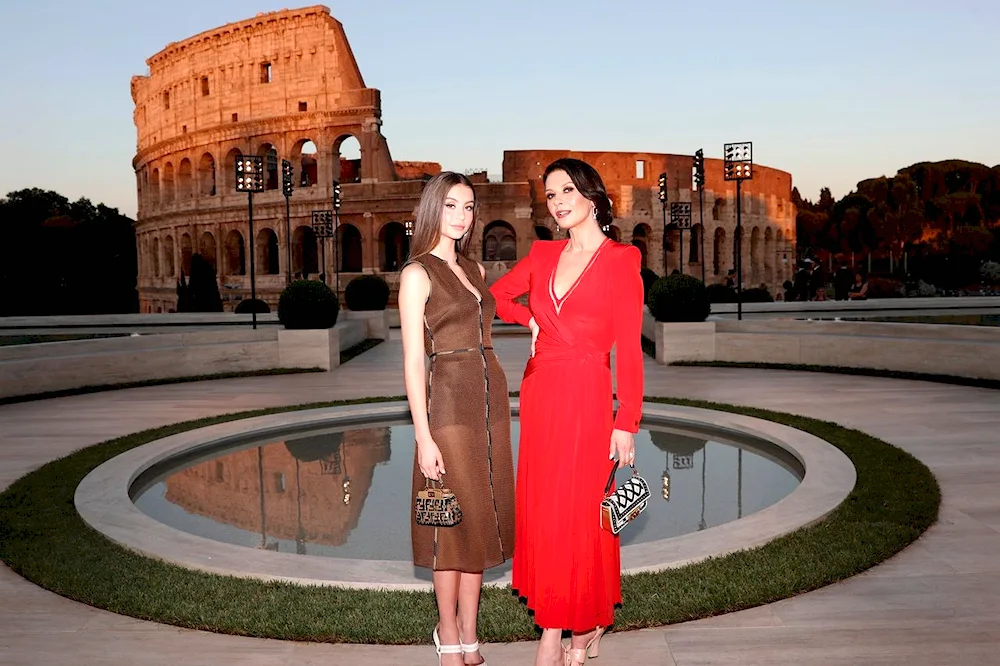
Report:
75,400,856,591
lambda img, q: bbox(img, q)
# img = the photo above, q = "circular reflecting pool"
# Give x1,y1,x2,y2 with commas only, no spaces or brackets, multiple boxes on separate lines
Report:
133,420,802,566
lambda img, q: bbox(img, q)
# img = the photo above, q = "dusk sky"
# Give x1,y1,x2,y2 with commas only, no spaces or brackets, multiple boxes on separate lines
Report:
1,0,997,219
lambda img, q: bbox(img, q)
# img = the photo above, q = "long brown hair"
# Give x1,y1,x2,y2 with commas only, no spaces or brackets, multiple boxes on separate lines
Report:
408,171,478,260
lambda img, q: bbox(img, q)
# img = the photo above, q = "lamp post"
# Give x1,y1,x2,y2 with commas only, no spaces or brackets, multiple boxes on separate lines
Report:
693,149,706,283
282,159,294,285
310,210,334,284
332,180,342,299
723,141,753,320
670,202,692,275
235,155,264,329
658,172,668,274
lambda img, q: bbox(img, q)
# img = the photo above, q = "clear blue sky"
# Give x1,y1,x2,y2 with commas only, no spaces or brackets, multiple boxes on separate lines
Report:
1,0,997,219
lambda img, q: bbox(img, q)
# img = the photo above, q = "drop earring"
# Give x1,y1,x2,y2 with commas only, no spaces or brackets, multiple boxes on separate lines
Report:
592,207,598,220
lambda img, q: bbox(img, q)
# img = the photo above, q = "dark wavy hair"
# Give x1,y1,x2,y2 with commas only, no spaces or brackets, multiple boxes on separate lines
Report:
542,158,613,228
407,171,477,260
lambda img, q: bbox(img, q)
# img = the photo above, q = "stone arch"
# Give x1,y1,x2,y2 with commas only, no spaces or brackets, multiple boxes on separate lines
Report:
764,227,775,286
338,223,363,272
257,143,279,191
198,152,216,197
180,233,193,275
152,236,161,277
379,221,409,272
292,225,319,276
199,232,218,272
483,220,516,261
149,168,160,207
225,230,246,276
162,163,175,204
632,223,651,268
334,133,362,184
292,139,318,188
177,158,193,200
257,228,280,275
712,198,724,221
163,235,176,277
776,228,787,281
534,225,553,241
224,148,243,194
689,223,703,265
750,226,762,284
713,227,726,276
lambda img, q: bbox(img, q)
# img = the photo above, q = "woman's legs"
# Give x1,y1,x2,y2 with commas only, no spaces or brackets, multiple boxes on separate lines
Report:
457,572,485,665
433,571,464,666
534,627,565,666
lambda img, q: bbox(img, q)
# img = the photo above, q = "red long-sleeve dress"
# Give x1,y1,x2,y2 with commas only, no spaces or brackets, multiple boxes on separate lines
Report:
489,238,644,631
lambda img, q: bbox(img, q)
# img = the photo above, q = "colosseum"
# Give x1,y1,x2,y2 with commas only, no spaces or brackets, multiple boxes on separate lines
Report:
132,5,796,313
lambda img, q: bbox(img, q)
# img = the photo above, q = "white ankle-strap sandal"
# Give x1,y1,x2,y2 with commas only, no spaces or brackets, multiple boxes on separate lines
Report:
460,639,487,666
433,626,463,664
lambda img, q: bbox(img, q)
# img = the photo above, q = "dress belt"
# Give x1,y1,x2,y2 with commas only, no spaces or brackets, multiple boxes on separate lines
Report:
429,345,493,359
525,348,611,378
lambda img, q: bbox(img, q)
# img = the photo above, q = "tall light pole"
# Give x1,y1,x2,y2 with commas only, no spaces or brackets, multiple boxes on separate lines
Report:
693,149,706,283
311,210,334,284
235,155,264,329
332,180,342,298
670,202,692,275
658,172,668,275
282,159,293,285
724,142,753,320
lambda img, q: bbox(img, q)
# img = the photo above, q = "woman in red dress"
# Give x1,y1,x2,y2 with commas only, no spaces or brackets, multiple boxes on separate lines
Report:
490,158,644,666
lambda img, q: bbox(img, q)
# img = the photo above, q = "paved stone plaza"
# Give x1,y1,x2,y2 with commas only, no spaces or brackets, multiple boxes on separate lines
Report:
2,336,1000,665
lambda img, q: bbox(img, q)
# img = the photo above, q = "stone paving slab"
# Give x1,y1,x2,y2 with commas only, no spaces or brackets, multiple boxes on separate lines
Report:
2,336,1000,664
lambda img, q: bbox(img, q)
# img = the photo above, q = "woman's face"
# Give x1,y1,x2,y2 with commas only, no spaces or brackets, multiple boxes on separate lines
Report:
855,273,863,284
544,170,593,231
438,184,475,242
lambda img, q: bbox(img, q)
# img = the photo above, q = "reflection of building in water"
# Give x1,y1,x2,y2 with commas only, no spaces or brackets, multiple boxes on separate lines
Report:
163,427,390,549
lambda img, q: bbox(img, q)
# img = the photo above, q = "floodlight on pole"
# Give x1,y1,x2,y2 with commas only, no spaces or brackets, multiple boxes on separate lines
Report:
658,172,668,274
723,141,753,320
235,154,264,329
281,159,293,285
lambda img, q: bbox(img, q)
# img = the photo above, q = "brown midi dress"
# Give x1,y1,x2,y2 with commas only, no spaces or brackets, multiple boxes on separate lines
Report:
409,254,515,571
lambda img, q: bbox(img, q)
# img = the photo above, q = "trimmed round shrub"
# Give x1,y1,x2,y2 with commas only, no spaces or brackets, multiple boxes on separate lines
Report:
344,274,390,311
235,298,270,314
648,274,710,322
278,280,340,329
706,283,738,303
639,267,659,305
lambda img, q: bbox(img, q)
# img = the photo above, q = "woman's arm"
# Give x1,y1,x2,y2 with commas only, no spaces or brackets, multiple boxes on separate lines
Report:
489,248,534,327
611,245,645,435
398,262,445,479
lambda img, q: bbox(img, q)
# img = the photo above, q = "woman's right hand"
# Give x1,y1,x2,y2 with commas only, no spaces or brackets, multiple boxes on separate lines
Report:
417,439,446,480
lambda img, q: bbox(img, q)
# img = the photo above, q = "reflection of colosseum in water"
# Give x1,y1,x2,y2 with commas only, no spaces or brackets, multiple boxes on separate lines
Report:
163,427,390,549
132,5,797,313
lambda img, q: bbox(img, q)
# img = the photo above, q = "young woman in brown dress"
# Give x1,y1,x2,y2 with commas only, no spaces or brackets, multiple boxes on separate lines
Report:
399,172,516,666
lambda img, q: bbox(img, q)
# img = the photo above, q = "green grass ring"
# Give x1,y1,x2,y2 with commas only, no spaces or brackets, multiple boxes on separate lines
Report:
0,395,939,644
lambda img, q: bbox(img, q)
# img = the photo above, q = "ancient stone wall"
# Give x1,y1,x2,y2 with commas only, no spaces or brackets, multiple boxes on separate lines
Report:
504,150,797,288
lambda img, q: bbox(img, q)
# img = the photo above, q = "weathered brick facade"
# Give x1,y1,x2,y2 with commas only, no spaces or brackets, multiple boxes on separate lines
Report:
132,6,794,312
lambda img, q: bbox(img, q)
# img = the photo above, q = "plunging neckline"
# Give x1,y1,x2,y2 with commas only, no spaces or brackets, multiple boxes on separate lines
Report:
428,253,482,303
549,238,609,314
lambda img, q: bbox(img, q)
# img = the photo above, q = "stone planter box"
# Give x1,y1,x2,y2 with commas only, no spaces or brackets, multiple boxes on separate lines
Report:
653,321,717,364
343,309,390,340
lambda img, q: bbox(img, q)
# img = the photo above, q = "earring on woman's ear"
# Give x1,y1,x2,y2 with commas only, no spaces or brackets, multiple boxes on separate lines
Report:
592,207,598,220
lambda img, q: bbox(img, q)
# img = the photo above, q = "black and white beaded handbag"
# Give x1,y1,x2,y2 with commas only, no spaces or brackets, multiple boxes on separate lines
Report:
600,460,651,534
